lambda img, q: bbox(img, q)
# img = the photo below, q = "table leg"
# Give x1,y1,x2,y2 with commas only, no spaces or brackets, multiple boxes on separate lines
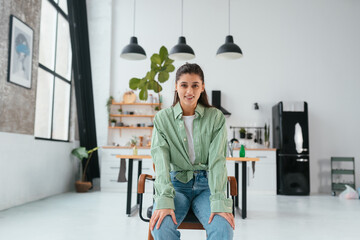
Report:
234,162,239,207
242,161,247,219
126,158,133,216
137,160,142,205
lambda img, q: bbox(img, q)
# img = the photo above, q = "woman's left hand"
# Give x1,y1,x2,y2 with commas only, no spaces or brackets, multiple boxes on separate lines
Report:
208,212,235,230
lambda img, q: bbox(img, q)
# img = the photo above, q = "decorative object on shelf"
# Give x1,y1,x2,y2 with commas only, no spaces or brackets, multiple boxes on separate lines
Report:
240,144,245,157
246,132,253,140
129,46,175,104
120,0,146,60
110,119,116,127
123,91,136,103
169,0,195,60
71,146,99,193
7,15,34,89
264,124,269,147
106,96,114,121
130,136,139,155
239,128,246,139
216,0,243,59
118,108,122,113
139,136,144,147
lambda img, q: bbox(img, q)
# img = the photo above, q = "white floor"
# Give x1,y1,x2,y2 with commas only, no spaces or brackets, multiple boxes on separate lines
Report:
0,191,359,240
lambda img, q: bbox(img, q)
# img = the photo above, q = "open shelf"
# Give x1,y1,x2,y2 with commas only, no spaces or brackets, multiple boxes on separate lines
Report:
112,100,161,106
110,114,155,118
109,126,153,129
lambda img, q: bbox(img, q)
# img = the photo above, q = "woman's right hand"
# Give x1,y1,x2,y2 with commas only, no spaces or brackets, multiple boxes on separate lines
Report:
150,209,177,230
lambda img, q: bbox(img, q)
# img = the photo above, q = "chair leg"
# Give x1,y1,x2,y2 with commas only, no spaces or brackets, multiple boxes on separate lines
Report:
148,224,153,240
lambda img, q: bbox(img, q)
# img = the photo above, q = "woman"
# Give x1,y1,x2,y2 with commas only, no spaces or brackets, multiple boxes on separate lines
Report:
150,63,234,240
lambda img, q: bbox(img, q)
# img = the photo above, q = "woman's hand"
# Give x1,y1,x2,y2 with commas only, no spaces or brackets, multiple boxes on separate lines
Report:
208,212,235,230
150,209,178,230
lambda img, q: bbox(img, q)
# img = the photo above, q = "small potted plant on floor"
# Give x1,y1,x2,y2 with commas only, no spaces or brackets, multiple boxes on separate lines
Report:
71,146,99,193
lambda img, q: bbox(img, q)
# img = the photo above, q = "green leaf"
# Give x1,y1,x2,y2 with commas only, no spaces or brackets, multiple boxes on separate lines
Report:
153,81,163,93
158,71,169,83
159,46,168,63
139,78,148,88
148,80,155,90
129,78,141,90
71,147,88,161
146,70,156,81
166,64,175,72
151,54,161,65
164,58,174,66
139,85,148,100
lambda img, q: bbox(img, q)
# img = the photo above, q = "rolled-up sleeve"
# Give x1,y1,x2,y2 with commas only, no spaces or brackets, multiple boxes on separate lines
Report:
151,115,175,210
208,112,233,213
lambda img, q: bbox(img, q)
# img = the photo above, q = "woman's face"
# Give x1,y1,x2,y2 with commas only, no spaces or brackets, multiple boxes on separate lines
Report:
175,73,205,110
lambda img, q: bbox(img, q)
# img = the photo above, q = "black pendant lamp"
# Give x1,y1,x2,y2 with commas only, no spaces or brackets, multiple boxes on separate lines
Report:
120,0,146,60
169,0,195,60
216,0,243,59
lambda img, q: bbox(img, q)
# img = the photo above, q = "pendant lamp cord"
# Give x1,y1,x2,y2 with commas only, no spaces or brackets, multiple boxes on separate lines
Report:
228,0,231,35
181,0,184,36
133,0,136,36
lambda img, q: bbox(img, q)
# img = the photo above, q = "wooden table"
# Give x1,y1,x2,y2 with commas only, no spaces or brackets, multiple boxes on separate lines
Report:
226,157,259,219
115,155,259,219
115,155,152,216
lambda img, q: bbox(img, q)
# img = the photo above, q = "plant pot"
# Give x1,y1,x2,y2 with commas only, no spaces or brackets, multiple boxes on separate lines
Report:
75,180,92,193
265,141,270,148
240,133,246,139
133,146,138,155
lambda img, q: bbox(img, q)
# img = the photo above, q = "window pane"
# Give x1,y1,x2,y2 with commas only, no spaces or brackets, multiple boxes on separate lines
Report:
58,0,68,14
34,68,54,138
39,0,57,70
52,78,71,140
56,14,72,80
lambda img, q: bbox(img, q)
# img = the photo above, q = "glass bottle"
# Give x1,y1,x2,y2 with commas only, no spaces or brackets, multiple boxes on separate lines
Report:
240,144,245,158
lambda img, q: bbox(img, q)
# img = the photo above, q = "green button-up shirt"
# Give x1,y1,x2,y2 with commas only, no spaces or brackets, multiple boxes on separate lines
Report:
151,102,232,213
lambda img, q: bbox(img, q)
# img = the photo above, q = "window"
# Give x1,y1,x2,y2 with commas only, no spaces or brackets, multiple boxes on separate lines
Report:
34,0,72,141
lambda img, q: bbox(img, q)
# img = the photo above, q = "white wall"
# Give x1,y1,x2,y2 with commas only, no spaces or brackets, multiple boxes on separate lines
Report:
0,132,79,210
88,0,360,193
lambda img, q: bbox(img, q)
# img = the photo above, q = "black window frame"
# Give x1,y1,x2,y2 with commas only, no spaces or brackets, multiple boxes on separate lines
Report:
35,0,72,142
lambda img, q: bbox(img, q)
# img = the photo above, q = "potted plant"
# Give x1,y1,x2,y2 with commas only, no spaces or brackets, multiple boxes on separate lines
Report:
110,119,116,127
118,108,122,114
239,128,246,139
129,46,175,109
130,136,139,155
264,124,270,148
71,146,99,193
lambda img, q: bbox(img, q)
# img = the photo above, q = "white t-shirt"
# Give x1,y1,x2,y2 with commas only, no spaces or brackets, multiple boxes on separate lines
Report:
182,115,196,164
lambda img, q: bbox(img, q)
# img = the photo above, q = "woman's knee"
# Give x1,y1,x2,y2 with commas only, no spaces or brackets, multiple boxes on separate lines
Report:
151,215,180,240
206,215,234,240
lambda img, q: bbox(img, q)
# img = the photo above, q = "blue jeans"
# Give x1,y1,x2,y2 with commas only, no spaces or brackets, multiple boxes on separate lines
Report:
151,170,233,240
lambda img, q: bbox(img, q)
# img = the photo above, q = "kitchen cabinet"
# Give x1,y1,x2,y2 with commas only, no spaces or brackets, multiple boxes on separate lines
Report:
227,149,276,194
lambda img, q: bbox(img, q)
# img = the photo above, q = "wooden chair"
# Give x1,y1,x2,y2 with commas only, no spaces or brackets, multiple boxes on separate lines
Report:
137,172,237,240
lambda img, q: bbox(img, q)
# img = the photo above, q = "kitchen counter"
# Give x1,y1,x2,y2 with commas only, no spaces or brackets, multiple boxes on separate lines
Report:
102,146,276,151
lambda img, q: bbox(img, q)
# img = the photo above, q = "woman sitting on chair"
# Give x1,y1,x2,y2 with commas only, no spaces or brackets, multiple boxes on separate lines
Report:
150,63,234,240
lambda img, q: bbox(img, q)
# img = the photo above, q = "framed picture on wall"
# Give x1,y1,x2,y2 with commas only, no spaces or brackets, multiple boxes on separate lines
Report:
7,15,34,89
